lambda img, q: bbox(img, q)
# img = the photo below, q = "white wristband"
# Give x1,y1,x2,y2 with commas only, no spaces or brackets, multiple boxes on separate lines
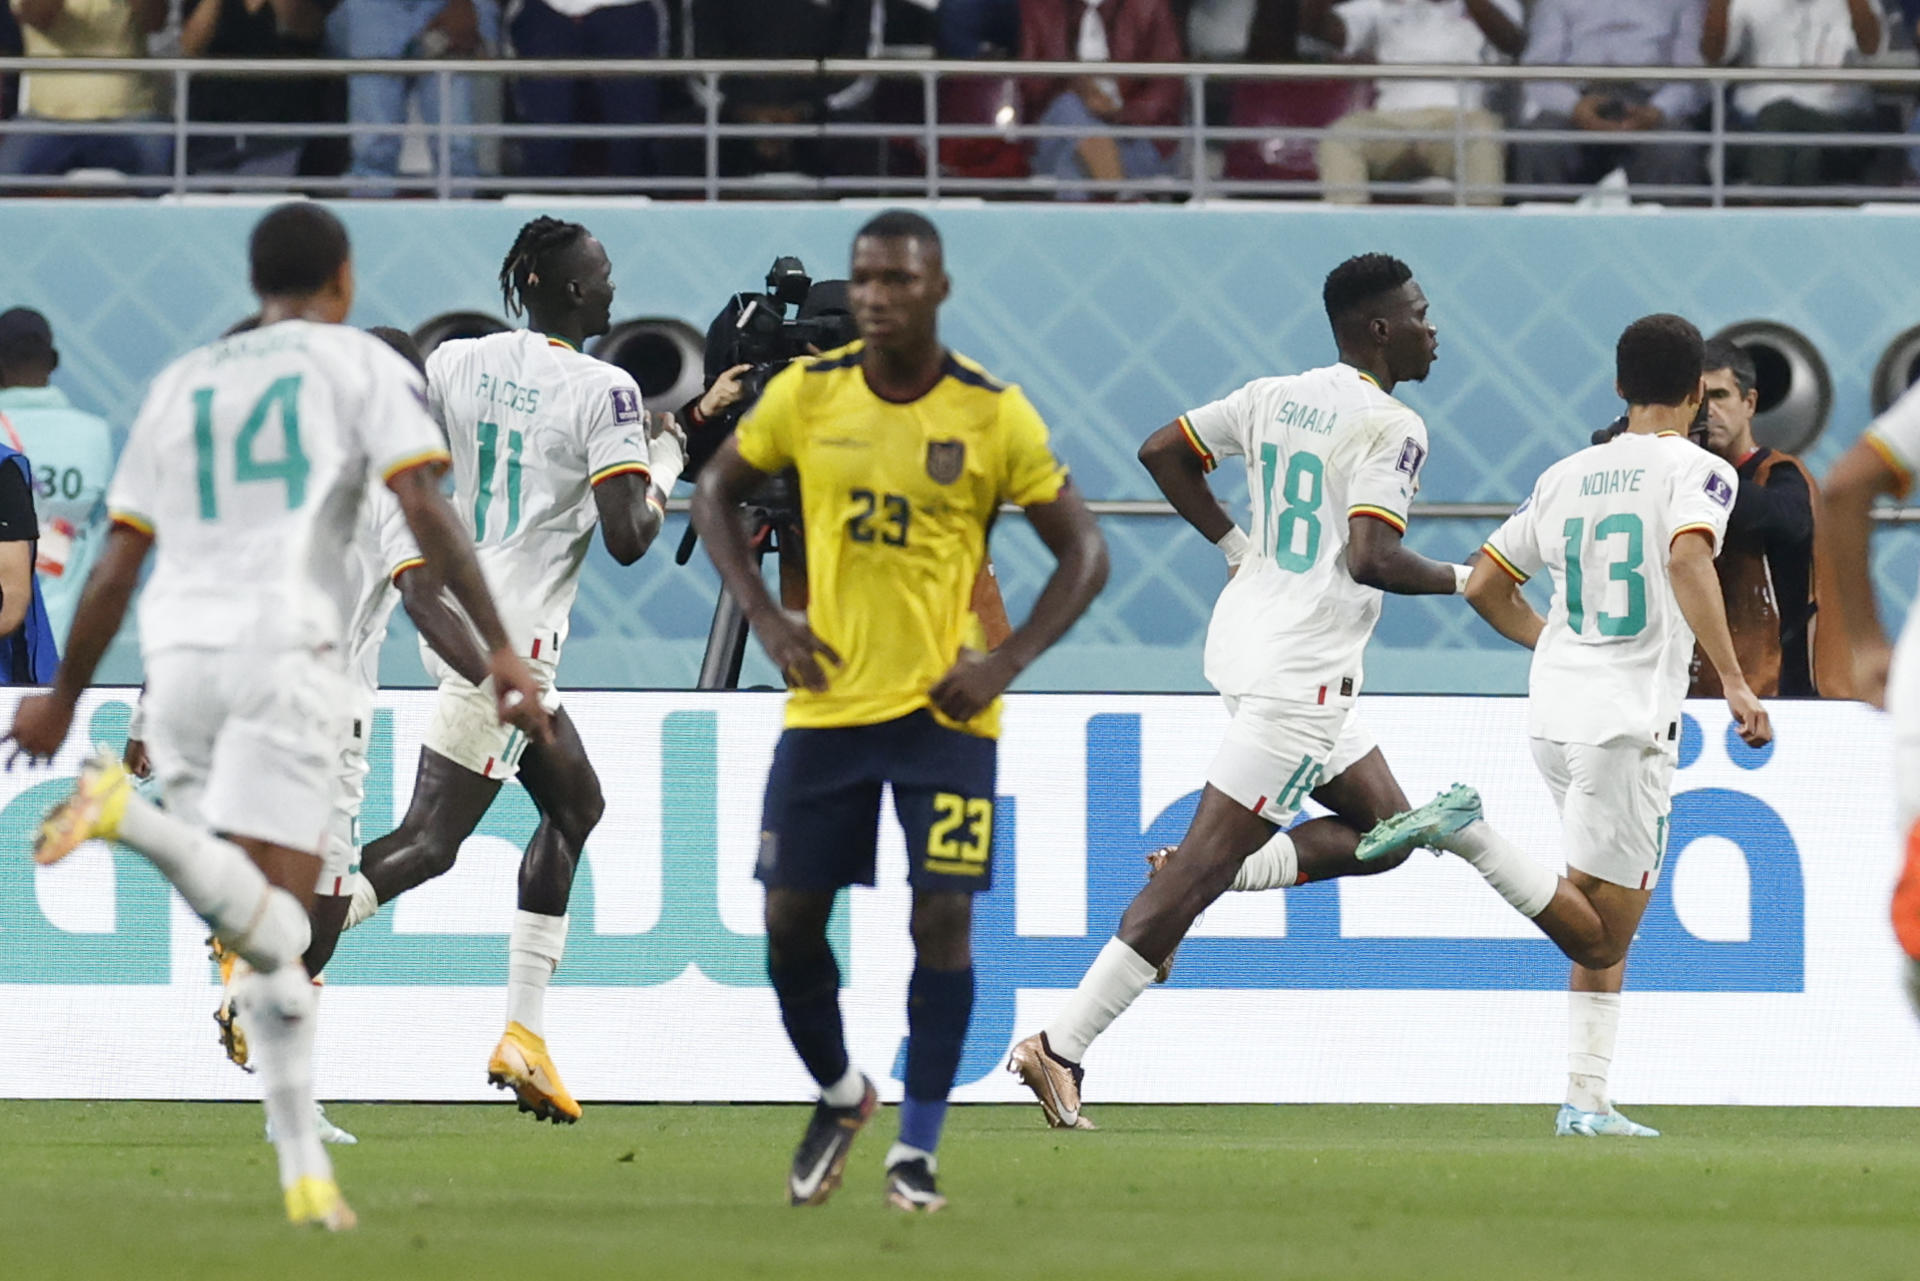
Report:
647,430,685,500
1216,526,1251,568
1451,563,1473,594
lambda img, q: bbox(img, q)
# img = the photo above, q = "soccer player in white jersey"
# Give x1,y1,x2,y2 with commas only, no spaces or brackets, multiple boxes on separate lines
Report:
1009,254,1481,1128
1364,314,1771,1137
1823,357,1920,1012
322,216,685,1126
7,204,550,1228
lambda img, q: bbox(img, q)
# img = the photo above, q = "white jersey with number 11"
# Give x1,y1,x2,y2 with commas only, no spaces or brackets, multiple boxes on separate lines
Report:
425,330,654,657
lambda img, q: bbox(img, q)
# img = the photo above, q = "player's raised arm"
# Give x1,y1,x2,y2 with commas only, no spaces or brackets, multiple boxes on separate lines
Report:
691,434,839,691
591,405,686,566
387,463,553,744
1824,429,1909,707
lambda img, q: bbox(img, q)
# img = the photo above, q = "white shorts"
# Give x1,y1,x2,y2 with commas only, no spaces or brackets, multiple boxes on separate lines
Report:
1530,736,1676,891
319,687,375,895
143,645,349,856
1890,618,1920,832
421,638,560,782
1207,693,1367,825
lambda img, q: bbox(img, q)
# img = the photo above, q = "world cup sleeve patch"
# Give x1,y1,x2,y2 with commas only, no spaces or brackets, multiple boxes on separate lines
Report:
611,387,642,425
1705,471,1734,507
1396,437,1426,477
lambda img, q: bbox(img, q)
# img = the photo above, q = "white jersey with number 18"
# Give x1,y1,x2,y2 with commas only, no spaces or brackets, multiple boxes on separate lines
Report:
1483,430,1737,749
425,330,652,657
108,321,449,659
1179,362,1430,701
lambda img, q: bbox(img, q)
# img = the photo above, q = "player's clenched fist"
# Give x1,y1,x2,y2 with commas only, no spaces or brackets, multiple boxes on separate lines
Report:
1723,679,1773,749
6,692,74,765
486,652,555,744
751,607,840,692
929,648,1017,724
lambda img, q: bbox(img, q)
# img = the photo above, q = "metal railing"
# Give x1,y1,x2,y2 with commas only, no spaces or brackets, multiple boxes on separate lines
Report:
2,57,1920,202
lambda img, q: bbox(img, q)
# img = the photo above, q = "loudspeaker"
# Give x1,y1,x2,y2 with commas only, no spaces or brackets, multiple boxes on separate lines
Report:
411,311,510,362
1710,320,1831,454
590,318,706,415
1872,323,1920,416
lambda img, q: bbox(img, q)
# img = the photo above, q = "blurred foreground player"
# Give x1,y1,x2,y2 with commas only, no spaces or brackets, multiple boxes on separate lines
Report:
331,217,685,1124
1007,253,1471,1129
191,326,494,1152
9,203,549,1228
1823,371,1920,1010
1369,315,1770,1136
693,210,1107,1211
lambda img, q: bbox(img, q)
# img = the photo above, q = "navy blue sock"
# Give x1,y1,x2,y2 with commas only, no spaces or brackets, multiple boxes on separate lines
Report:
767,944,848,1091
899,965,974,1154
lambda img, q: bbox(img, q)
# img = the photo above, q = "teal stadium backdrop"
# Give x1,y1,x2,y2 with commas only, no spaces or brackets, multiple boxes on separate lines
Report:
2,201,1916,692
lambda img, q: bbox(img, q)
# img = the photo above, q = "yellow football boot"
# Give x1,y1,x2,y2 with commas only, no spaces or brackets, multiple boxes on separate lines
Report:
208,937,252,1072
487,1022,582,1124
284,1176,357,1231
34,749,132,866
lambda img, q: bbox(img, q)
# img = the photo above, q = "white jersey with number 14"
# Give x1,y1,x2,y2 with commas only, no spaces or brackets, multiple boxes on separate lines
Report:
1179,362,1430,701
108,321,448,659
426,330,654,657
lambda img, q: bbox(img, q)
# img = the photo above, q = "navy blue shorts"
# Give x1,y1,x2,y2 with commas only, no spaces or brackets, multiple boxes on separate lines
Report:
756,710,998,894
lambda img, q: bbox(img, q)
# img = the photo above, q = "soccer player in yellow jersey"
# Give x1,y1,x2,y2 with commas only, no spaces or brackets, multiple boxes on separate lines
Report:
692,209,1108,1212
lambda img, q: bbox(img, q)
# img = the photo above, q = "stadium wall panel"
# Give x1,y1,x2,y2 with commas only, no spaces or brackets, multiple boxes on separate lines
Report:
2,200,1915,693
4,688,1905,1105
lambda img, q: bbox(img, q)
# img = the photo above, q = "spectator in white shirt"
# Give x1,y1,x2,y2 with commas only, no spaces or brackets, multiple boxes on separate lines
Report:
1703,0,1885,188
1303,0,1525,205
1514,0,1708,194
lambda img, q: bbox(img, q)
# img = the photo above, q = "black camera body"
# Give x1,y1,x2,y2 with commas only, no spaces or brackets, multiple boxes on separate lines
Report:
680,256,858,484
708,257,857,416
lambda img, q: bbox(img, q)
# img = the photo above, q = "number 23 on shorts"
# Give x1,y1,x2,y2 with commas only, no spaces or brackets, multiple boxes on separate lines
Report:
925,791,991,877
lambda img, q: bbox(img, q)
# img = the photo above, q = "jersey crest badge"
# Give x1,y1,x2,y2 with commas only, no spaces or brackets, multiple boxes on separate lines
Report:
1705,472,1734,507
926,439,966,484
1396,437,1425,477
610,387,641,425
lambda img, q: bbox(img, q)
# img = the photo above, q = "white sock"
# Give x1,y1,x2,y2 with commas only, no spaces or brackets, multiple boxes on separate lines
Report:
235,964,331,1190
507,910,568,1038
883,1141,935,1173
1439,820,1558,918
821,1064,866,1108
343,873,379,931
1043,937,1159,1063
1230,831,1299,892
1567,990,1622,1113
114,793,310,969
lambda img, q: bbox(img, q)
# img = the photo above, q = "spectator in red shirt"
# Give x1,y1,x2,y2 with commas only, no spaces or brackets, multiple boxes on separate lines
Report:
1020,0,1184,198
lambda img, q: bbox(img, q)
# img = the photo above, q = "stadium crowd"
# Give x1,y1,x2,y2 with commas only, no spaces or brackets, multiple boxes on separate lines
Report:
0,0,1917,198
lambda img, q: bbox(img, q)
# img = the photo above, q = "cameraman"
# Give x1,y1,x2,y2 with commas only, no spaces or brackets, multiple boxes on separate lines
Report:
1686,338,1841,698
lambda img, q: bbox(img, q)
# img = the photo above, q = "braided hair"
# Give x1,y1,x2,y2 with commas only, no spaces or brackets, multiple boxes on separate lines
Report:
499,216,589,318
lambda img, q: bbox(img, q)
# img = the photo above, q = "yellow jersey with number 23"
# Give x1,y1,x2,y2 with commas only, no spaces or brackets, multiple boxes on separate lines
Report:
734,342,1068,739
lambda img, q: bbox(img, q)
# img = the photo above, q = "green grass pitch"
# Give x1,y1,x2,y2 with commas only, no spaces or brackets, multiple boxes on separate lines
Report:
8,1102,1920,1280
